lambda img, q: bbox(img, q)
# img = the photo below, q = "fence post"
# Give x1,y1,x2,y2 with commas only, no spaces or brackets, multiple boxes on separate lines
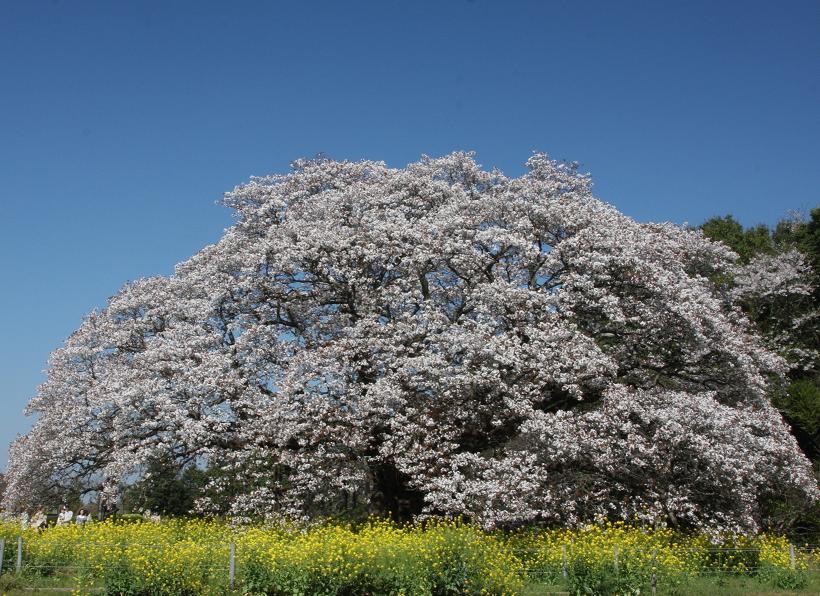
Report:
0,538,5,574
614,545,619,574
561,544,568,580
15,537,22,575
650,549,657,596
789,543,795,571
229,542,236,590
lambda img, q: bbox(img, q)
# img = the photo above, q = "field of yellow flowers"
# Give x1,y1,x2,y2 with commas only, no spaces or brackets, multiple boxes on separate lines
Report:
0,518,812,595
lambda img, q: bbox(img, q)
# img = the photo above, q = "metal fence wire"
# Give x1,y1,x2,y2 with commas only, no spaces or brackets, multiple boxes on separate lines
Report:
0,537,817,593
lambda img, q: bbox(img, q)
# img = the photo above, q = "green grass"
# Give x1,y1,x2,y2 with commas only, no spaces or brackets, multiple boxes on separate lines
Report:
2,571,819,595
664,573,820,595
671,577,760,594
522,574,820,595
0,571,104,594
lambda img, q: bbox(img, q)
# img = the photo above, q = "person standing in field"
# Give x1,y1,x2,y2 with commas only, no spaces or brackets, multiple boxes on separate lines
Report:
56,505,73,526
75,508,90,526
30,508,47,530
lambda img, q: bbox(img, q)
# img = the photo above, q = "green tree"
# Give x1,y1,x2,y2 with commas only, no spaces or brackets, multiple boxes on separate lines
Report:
122,455,205,516
773,208,820,275
702,209,820,538
700,215,774,263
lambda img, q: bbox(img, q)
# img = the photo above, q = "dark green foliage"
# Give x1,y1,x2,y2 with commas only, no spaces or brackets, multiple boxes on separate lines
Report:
701,209,820,271
776,380,820,458
122,455,206,516
757,563,809,591
701,208,820,540
700,215,775,263
565,558,647,595
109,513,147,524
773,207,820,274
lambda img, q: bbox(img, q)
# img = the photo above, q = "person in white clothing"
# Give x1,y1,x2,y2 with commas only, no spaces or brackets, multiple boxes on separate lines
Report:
55,505,73,526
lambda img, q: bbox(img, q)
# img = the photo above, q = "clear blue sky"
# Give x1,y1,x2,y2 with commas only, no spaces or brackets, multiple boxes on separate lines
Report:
1,0,818,469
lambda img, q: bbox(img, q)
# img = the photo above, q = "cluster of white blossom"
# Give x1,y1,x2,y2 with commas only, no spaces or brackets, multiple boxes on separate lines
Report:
5,153,817,532
732,251,819,371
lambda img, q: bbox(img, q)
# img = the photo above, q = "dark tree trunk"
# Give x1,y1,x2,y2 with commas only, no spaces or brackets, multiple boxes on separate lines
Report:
371,463,425,520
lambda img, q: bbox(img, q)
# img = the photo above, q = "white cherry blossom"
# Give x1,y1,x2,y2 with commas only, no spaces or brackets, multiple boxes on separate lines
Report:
5,153,817,532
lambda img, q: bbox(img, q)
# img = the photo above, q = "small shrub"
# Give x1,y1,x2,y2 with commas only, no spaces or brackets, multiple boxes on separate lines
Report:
102,559,144,596
566,559,644,595
0,574,23,592
757,563,808,590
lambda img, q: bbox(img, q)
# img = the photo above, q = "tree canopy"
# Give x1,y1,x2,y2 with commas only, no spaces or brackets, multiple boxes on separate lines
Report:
701,211,820,456
701,210,820,536
4,153,817,532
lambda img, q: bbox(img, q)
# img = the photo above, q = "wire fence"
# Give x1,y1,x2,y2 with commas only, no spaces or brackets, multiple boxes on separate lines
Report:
0,536,817,593
511,544,820,595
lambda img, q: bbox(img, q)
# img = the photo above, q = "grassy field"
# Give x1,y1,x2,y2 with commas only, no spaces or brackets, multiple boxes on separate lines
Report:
0,570,819,594
1,574,819,595
522,574,820,595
